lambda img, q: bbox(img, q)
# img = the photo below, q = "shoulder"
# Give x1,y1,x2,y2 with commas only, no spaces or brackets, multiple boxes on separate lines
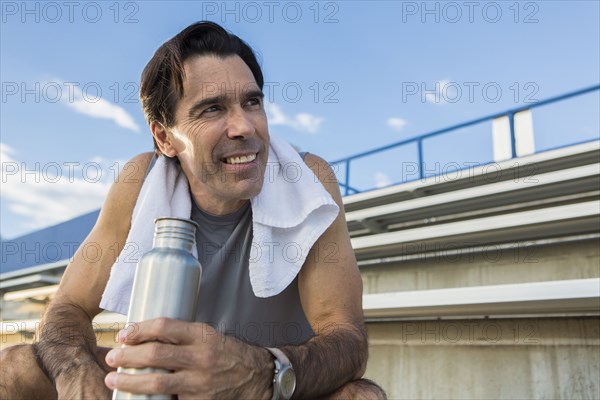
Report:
95,152,154,235
302,153,342,204
126,151,156,175
109,151,155,195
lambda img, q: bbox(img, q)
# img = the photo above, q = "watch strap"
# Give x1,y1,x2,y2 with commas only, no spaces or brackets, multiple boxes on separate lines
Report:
266,347,292,367
266,347,293,400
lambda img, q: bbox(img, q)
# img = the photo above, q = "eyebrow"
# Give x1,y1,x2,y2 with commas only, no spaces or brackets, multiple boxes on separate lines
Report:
188,89,265,118
243,89,265,102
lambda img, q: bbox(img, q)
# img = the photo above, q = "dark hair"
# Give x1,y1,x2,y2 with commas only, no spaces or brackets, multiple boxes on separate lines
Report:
139,21,264,154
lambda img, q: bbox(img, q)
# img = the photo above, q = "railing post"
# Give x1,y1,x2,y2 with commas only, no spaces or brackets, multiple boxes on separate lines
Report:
418,140,424,180
345,159,351,196
508,111,517,158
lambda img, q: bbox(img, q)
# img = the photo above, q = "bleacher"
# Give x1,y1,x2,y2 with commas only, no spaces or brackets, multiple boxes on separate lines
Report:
343,141,599,320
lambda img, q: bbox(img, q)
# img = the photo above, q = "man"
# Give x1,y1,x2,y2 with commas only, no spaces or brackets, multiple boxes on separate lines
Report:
0,21,386,399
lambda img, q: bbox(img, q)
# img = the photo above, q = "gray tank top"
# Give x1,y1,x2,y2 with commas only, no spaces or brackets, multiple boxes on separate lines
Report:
145,155,314,347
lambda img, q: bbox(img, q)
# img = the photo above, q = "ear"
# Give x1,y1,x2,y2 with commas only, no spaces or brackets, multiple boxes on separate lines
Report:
151,121,178,157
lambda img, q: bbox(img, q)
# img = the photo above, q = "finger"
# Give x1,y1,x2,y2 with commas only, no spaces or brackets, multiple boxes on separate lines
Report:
105,369,183,395
106,342,196,370
118,318,217,346
95,346,117,372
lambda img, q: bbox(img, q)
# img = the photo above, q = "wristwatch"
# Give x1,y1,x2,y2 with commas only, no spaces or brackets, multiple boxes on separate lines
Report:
266,347,296,400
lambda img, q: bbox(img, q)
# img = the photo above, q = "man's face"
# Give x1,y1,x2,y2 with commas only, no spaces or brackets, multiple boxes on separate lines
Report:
165,55,269,215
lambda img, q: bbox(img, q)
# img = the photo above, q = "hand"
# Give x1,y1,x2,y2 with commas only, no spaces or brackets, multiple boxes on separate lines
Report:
104,318,273,399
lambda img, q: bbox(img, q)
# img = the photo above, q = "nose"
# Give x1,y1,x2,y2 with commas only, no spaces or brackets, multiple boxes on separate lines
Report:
225,106,255,140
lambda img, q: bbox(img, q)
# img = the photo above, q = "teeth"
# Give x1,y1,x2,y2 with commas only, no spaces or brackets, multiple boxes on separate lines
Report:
226,153,256,164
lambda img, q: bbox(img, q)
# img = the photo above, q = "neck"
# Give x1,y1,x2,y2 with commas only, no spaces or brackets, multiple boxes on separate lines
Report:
190,189,249,216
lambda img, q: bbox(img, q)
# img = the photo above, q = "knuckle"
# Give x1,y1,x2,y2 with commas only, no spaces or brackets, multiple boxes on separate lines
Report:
179,347,195,367
205,348,218,364
199,323,218,342
179,373,208,397
151,374,169,393
154,317,171,332
200,322,216,334
196,321,210,332
148,342,165,361
189,372,212,394
197,348,217,368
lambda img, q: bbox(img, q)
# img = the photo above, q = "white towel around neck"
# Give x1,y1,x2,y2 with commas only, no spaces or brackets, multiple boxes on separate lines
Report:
100,135,339,315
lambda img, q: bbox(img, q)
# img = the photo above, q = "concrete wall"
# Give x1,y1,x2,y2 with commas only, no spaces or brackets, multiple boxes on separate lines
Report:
365,317,600,399
361,239,600,294
360,239,600,399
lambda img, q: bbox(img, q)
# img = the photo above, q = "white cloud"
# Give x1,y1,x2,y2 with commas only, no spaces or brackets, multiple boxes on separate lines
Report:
90,156,105,164
295,113,324,134
1,143,112,237
387,117,407,132
0,142,16,164
425,79,458,105
374,171,392,188
66,95,141,133
265,103,324,134
52,79,141,132
266,102,288,125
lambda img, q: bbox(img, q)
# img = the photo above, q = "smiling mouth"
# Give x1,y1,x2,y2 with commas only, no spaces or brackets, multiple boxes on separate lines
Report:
223,153,257,165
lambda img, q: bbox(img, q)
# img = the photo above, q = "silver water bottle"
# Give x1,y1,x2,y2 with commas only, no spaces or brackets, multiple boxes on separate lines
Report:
113,217,202,400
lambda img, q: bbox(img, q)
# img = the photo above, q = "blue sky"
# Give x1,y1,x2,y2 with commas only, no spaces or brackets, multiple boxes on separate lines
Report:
1,0,599,239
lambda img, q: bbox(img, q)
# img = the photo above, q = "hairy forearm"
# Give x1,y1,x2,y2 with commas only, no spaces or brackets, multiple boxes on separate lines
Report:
280,322,368,399
34,300,105,384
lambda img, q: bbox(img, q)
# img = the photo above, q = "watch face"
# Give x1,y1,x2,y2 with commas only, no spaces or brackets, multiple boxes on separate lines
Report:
279,367,296,399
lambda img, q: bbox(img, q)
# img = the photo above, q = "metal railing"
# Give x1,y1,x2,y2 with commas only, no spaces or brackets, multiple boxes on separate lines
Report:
331,84,600,196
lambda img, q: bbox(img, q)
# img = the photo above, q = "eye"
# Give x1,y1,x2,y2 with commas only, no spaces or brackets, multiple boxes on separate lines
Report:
245,97,262,108
203,105,221,114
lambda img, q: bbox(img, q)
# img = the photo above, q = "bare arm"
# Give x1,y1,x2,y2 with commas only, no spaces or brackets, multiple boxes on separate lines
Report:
34,153,153,396
280,154,367,398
